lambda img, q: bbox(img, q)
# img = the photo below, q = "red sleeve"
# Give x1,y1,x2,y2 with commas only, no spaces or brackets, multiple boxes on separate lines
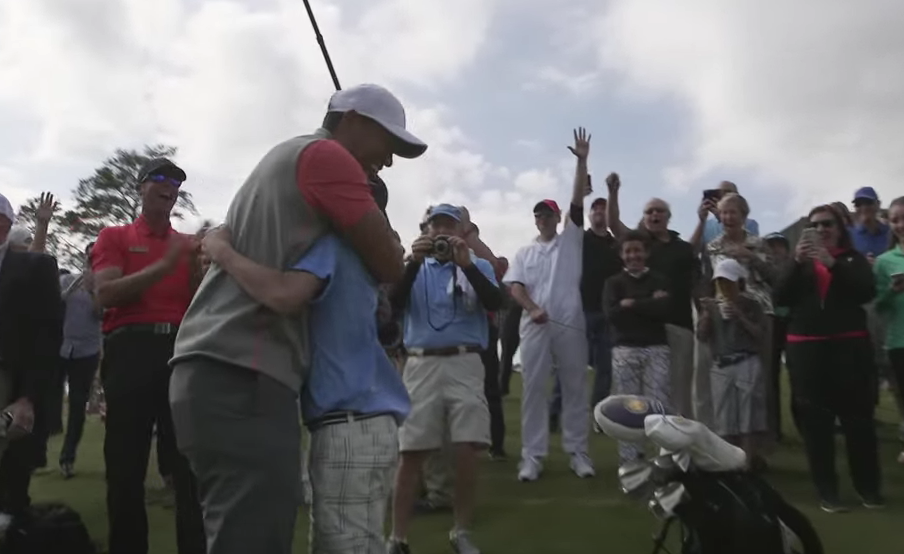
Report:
91,226,125,272
296,139,379,230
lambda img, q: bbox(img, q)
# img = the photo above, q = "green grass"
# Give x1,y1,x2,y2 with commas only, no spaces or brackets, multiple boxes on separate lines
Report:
32,376,904,554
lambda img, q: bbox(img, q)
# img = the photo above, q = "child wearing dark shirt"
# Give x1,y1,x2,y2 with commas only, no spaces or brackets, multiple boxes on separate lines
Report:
603,230,672,462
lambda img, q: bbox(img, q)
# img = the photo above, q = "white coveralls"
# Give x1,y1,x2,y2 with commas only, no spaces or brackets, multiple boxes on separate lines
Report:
504,218,589,460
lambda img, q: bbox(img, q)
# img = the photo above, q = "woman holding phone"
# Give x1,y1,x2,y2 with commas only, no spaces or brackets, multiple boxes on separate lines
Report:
774,204,882,513
874,196,904,462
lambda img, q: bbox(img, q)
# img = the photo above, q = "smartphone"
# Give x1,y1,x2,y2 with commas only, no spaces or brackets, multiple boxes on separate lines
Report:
799,227,819,247
702,189,723,202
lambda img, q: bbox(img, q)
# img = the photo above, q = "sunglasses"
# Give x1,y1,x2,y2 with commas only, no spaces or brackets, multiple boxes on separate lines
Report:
149,174,183,187
808,219,836,229
644,207,667,215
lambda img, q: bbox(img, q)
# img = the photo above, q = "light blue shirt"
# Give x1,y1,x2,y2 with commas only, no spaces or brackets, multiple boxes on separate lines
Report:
292,235,410,424
703,218,759,246
60,273,102,359
403,256,497,349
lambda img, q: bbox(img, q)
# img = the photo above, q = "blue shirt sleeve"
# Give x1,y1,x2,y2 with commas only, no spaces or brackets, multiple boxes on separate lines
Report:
292,235,339,281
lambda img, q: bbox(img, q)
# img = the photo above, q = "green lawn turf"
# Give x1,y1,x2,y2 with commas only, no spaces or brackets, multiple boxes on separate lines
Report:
31,375,904,554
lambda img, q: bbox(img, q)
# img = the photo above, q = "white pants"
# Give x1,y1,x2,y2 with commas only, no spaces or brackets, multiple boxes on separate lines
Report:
519,321,589,459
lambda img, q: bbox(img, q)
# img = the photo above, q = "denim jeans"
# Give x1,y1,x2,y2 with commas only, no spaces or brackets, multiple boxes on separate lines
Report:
550,312,612,418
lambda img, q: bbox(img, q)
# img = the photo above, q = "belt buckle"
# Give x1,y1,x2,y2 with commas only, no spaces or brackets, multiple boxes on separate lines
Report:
153,323,172,334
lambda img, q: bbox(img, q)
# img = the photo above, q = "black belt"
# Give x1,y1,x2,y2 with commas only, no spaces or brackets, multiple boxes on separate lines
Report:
406,345,482,357
306,411,393,432
715,352,757,368
106,322,180,340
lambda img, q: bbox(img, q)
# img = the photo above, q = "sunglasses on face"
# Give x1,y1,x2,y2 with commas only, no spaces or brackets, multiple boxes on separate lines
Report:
149,174,183,187
808,219,835,229
644,207,667,215
854,200,876,208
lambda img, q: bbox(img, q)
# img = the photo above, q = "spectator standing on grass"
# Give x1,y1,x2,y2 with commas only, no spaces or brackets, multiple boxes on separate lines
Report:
90,158,206,554
0,192,62,532
873,196,904,463
603,230,672,463
762,232,799,439
54,242,102,479
170,84,423,554
387,204,501,554
696,259,768,467
606,178,698,420
774,204,883,513
504,128,595,483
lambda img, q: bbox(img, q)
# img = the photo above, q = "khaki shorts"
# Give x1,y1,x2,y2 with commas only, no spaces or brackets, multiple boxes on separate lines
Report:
398,353,490,452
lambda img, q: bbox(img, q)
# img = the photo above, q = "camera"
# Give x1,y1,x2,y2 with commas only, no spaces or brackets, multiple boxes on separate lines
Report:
431,235,453,261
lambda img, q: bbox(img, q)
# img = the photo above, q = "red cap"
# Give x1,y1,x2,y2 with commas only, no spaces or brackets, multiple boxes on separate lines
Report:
533,199,561,214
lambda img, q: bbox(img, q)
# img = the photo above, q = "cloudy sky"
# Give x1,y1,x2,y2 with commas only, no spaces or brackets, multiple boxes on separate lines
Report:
2,0,903,259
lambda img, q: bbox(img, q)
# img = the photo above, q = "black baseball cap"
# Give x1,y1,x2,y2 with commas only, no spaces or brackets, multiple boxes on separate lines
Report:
590,197,607,209
137,158,187,183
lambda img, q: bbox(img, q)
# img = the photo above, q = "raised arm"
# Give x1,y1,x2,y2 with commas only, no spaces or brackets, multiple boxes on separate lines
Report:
605,173,630,238
28,192,56,254
202,227,324,316
297,140,404,284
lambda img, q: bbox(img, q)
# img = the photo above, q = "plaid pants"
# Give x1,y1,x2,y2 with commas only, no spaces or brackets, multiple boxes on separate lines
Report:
612,345,671,462
309,415,399,554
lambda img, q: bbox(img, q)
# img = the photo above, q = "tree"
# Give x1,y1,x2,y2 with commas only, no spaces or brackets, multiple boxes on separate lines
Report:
60,144,198,241
17,193,84,269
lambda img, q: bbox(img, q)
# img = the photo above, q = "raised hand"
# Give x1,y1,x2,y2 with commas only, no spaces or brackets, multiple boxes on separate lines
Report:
36,192,58,223
606,172,620,193
568,127,591,160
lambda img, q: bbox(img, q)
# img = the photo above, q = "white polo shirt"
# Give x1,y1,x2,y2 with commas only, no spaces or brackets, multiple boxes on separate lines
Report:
504,217,584,331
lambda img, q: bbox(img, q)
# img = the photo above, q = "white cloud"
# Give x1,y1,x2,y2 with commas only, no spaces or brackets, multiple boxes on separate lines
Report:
0,0,557,259
591,0,904,215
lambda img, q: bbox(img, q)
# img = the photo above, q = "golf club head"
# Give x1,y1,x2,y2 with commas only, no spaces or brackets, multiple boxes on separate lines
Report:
618,460,654,498
648,482,687,520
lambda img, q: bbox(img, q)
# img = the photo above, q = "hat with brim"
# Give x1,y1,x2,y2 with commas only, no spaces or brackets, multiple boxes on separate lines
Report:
533,199,561,214
427,203,462,222
138,158,187,183
712,258,748,282
328,84,428,159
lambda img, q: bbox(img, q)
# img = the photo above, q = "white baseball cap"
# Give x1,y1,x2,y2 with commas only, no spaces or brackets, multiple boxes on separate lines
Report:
327,84,428,159
0,192,14,224
712,258,748,282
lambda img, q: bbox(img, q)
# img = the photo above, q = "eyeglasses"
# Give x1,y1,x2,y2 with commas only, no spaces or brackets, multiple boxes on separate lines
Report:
808,219,835,229
644,207,667,215
149,174,183,187
854,199,876,208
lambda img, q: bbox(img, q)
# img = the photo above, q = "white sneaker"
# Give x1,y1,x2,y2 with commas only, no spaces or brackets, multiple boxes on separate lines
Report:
518,456,543,482
570,452,595,478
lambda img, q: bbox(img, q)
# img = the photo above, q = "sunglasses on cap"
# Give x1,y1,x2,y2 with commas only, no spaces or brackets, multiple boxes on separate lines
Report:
808,219,836,229
149,174,183,187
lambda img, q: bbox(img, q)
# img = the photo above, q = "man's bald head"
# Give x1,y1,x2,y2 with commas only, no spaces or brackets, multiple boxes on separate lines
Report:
719,181,739,194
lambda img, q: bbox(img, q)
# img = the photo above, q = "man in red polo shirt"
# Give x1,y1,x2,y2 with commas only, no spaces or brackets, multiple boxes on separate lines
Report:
91,158,204,554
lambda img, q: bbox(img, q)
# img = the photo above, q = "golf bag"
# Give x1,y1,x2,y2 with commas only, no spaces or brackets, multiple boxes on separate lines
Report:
595,395,823,554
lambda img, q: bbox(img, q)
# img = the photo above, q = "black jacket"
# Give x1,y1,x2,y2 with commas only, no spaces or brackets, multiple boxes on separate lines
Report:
581,230,622,313
773,247,875,337
603,270,671,347
645,230,698,330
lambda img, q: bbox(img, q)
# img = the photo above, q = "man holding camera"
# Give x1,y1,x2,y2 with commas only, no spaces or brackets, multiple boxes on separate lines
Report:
388,204,502,554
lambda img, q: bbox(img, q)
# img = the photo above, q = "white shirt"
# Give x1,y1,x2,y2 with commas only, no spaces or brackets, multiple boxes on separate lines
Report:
504,217,584,330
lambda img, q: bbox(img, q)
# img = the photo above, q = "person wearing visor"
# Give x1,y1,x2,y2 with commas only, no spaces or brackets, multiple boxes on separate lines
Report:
90,158,205,554
504,128,595,483
170,84,425,554
388,203,501,554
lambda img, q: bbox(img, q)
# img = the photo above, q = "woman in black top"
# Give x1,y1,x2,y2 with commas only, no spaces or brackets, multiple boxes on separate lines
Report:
774,204,882,513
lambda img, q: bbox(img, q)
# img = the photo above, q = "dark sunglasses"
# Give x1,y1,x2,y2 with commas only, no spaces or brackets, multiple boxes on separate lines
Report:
854,199,876,208
808,219,836,229
644,207,667,215
149,174,183,187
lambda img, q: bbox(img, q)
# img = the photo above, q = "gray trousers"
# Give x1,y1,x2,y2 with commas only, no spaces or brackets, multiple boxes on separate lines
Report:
170,358,301,554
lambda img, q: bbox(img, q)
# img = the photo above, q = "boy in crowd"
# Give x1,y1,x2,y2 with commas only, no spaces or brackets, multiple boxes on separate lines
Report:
602,230,672,463
697,259,768,468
